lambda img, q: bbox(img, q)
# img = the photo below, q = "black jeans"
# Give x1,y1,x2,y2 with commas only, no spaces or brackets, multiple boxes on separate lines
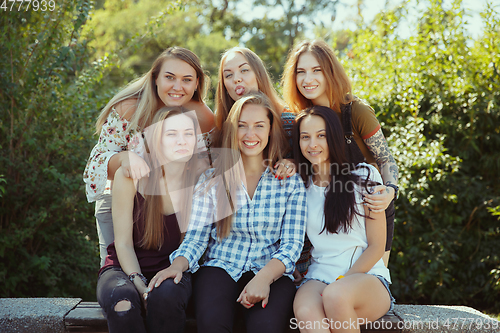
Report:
97,267,192,333
193,266,296,333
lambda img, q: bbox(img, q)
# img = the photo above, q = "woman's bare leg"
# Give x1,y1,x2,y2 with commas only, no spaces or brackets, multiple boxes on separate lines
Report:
293,280,330,333
322,274,390,333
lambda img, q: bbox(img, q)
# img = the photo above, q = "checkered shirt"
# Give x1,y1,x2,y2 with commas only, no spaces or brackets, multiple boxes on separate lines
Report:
170,167,307,281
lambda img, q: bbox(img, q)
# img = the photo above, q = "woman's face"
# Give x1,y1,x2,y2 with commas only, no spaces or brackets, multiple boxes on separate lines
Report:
237,104,270,158
160,113,196,164
296,52,330,107
223,52,259,102
299,115,330,167
156,58,198,107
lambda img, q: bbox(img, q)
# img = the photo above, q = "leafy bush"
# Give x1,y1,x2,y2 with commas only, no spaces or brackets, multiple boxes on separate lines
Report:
0,0,189,300
0,0,106,299
342,0,500,312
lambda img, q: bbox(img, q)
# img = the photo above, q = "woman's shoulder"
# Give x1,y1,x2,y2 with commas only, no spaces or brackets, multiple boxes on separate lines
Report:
351,97,376,116
184,100,215,133
353,162,382,183
114,98,139,121
283,173,306,192
197,168,216,184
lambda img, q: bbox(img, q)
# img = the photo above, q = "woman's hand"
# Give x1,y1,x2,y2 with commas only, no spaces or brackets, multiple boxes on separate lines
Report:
131,277,151,308
363,185,394,213
148,266,183,290
236,275,271,309
273,159,296,180
292,267,303,284
120,151,150,180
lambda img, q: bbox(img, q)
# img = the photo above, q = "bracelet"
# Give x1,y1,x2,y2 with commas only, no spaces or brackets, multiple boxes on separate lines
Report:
129,272,148,285
336,275,345,281
386,183,399,200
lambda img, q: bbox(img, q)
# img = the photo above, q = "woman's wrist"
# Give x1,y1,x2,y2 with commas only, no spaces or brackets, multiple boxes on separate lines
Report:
385,183,399,200
129,271,148,285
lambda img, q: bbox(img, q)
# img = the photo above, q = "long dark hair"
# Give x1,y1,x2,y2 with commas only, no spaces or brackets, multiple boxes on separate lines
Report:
293,105,379,234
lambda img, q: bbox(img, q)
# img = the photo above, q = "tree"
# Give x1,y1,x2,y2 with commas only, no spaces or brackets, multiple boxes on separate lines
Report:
0,0,184,300
84,0,237,108
0,0,103,299
342,0,500,311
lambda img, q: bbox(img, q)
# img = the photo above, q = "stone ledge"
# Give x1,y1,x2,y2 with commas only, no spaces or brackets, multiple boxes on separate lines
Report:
1,298,499,333
0,298,81,333
395,304,500,333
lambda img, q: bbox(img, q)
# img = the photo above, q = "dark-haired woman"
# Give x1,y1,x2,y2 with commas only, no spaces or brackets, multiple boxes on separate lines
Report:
282,39,398,266
292,106,394,332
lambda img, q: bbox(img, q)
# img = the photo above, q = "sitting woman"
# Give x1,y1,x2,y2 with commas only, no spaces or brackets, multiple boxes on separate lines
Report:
151,92,307,333
292,105,395,332
96,107,202,333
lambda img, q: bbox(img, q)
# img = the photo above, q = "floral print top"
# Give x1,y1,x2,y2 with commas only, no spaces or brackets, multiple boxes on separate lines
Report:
83,107,213,203
83,107,142,203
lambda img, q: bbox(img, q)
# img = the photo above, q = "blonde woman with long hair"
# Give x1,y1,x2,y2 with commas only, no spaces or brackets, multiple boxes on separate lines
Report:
153,93,307,333
83,47,214,265
213,47,296,178
97,107,202,333
282,39,399,266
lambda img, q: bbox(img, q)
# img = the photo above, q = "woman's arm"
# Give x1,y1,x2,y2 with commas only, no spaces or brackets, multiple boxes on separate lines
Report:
151,171,215,291
238,176,307,308
343,206,386,277
111,167,149,297
237,259,286,309
363,128,399,212
107,100,150,180
83,100,148,202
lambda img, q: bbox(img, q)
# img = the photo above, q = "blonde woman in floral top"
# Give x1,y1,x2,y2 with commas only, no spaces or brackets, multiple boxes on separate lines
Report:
83,47,214,266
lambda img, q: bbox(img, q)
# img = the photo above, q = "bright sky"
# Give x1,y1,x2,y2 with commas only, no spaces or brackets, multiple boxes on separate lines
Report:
334,0,491,38
233,0,495,40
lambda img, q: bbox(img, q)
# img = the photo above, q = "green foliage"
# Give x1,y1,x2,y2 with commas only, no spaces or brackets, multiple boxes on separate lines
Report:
342,0,500,312
0,0,181,300
2,0,499,314
0,0,105,299
85,0,236,109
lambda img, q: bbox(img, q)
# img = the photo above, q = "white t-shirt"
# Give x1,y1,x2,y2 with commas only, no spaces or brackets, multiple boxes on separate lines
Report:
304,162,391,284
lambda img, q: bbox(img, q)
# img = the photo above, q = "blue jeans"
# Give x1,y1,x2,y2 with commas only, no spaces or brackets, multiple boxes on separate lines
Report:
97,267,192,333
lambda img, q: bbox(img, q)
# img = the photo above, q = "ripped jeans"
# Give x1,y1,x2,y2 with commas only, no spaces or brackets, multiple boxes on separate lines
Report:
97,267,192,333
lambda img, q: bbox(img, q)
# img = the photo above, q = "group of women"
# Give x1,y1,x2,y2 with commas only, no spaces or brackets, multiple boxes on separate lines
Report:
83,39,399,333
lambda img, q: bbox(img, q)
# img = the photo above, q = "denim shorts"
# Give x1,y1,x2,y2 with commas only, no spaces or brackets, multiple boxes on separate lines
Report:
299,274,395,312
373,275,395,312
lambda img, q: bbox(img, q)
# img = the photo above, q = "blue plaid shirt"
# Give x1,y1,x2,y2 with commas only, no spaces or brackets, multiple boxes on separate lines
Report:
170,167,307,281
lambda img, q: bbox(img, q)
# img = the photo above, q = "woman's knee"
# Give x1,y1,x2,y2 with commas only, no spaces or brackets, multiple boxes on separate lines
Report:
147,276,191,309
98,274,141,314
114,300,132,312
322,284,350,314
294,300,313,321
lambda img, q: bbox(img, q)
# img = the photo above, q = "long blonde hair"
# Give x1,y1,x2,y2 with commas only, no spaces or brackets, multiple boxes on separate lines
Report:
210,92,288,240
282,39,352,113
140,106,199,250
213,47,285,146
95,47,209,134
